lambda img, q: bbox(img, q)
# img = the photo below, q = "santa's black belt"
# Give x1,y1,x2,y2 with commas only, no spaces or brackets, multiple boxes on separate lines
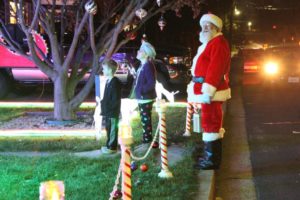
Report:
192,76,205,83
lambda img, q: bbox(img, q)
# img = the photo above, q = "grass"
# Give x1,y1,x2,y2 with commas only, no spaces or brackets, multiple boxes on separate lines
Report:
0,107,31,123
0,104,189,152
0,153,200,200
0,104,203,199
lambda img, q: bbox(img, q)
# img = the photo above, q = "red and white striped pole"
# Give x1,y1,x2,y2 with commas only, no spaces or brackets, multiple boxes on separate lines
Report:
118,122,133,200
183,102,193,136
156,100,173,178
121,146,132,200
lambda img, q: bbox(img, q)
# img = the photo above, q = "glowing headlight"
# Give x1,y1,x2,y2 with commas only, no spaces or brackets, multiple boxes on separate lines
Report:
169,56,184,64
264,61,279,75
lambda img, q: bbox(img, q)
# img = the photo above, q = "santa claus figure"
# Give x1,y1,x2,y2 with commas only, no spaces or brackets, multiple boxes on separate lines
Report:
188,13,231,170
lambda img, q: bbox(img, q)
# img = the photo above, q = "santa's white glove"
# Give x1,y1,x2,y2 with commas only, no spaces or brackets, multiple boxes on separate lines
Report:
199,93,211,104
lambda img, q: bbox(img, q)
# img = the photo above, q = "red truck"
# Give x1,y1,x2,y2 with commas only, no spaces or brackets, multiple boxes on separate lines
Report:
0,28,49,99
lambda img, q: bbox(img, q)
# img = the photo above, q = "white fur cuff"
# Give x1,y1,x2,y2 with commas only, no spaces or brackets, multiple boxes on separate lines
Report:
202,83,217,97
202,132,222,141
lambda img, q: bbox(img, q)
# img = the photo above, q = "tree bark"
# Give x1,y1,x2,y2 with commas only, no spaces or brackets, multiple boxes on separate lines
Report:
53,74,76,120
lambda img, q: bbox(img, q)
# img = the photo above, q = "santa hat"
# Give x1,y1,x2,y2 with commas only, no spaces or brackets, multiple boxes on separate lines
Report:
200,13,223,30
140,41,156,59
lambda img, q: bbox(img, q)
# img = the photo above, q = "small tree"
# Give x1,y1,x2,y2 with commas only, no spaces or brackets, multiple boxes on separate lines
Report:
0,0,203,120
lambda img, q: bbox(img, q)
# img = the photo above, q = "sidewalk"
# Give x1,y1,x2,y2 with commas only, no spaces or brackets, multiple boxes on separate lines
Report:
215,86,256,199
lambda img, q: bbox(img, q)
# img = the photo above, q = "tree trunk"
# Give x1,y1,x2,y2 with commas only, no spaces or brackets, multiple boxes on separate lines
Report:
53,74,76,120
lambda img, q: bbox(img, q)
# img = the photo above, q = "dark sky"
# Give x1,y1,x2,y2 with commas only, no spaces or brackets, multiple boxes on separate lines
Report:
146,8,200,54
233,0,300,44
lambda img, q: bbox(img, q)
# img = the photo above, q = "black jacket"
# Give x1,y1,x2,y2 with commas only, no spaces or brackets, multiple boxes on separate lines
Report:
101,77,121,118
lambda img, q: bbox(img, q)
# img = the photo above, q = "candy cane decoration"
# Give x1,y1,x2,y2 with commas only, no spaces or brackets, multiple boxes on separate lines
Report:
183,102,193,136
156,100,173,178
121,146,132,200
118,121,133,200
193,103,201,113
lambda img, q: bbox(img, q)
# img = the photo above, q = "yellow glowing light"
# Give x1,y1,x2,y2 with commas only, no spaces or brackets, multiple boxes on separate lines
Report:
120,124,132,138
118,121,133,146
9,2,17,24
264,61,279,75
0,129,102,137
0,101,95,108
39,181,64,200
234,7,241,16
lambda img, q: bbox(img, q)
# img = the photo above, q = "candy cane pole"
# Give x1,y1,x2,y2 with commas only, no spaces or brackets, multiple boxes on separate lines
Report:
183,102,193,136
156,100,173,178
118,122,133,200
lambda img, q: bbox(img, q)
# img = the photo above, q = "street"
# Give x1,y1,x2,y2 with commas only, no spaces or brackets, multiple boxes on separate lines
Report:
243,82,300,199
216,81,300,200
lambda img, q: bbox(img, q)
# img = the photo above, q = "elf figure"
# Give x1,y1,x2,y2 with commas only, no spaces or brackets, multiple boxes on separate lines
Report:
188,13,231,170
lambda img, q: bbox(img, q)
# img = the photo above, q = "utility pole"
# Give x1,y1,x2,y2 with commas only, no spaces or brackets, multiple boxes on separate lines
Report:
229,0,235,50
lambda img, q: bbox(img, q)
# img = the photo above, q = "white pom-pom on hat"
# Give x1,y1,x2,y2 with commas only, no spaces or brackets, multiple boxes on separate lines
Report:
200,13,223,30
140,41,156,59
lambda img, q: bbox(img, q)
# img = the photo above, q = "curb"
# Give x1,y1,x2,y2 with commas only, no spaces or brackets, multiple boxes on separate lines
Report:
195,101,228,200
195,170,216,200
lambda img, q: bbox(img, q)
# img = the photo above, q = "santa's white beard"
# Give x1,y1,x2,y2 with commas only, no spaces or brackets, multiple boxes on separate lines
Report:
199,30,218,44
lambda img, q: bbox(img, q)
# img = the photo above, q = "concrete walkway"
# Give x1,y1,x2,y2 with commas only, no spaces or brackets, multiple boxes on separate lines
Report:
215,86,257,200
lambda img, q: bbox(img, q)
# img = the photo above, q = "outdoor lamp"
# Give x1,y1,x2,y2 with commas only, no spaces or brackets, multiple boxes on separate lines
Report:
39,181,65,200
118,121,133,146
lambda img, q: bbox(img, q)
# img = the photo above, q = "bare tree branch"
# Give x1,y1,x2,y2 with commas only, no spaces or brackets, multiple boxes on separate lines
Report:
29,0,41,32
16,0,29,34
0,19,26,56
62,12,89,71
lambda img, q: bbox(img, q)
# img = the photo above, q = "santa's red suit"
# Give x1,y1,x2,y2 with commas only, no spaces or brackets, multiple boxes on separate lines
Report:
187,33,231,141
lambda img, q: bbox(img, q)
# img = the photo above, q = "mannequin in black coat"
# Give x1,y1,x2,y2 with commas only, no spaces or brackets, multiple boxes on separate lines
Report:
100,59,121,154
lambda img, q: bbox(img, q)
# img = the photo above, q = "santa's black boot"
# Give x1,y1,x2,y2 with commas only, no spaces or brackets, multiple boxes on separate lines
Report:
194,139,222,170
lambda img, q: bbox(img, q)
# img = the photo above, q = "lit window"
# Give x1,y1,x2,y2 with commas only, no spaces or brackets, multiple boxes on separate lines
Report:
9,1,17,24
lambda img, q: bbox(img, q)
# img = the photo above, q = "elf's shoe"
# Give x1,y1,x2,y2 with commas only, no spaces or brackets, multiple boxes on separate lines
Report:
194,139,222,170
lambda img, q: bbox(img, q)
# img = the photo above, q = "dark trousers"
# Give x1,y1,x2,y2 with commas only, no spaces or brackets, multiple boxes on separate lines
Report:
104,116,119,150
138,101,153,141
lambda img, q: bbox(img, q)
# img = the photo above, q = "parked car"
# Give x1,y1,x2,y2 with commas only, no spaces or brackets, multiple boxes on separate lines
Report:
100,45,192,97
258,46,300,86
101,52,172,97
0,25,190,99
239,46,300,86
117,45,192,85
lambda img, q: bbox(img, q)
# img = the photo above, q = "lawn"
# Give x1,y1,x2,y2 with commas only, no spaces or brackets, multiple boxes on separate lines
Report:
0,103,202,199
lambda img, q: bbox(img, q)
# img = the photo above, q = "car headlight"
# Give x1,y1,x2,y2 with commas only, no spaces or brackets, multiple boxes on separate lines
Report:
264,61,279,75
169,56,184,65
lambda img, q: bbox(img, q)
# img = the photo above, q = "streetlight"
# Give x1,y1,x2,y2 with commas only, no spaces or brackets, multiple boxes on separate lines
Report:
248,21,252,31
234,7,241,16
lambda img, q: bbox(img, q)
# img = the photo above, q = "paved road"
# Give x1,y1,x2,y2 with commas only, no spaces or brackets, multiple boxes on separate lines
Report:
243,83,300,199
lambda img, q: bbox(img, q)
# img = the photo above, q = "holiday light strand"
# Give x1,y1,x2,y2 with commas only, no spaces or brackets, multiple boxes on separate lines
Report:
109,161,122,200
129,118,161,161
